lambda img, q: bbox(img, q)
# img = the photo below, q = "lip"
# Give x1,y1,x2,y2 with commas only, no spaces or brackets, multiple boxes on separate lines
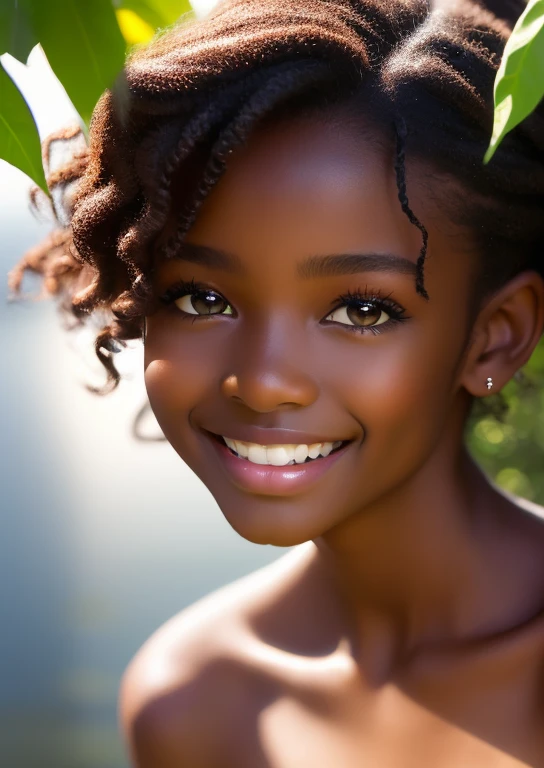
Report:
204,430,351,497
203,426,349,446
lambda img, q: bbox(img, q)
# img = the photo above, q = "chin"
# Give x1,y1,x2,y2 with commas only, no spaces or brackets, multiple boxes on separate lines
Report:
216,496,336,548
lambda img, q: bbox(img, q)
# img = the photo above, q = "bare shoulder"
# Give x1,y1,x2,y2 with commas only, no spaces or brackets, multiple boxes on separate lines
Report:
119,544,315,767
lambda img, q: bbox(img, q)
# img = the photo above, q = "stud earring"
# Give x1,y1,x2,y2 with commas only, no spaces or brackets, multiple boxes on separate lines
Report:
486,377,493,391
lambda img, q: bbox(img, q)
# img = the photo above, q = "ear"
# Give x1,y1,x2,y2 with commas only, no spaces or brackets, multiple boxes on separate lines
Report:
461,271,544,397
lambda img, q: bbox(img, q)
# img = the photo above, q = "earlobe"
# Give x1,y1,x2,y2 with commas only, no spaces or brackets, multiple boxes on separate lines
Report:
461,271,544,398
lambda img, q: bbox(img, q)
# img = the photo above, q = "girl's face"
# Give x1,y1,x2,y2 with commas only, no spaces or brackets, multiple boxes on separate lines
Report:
145,115,480,546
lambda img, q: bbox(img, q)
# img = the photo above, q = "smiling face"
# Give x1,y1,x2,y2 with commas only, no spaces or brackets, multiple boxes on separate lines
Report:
144,112,481,547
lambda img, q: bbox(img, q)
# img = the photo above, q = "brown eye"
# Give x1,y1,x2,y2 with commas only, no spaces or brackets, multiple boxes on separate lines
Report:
175,290,233,316
326,302,389,328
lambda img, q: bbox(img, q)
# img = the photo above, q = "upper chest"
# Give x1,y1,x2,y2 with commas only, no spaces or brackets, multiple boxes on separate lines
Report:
220,639,544,768
251,684,542,768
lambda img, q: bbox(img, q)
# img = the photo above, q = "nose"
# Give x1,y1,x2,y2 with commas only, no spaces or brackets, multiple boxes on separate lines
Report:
220,319,319,413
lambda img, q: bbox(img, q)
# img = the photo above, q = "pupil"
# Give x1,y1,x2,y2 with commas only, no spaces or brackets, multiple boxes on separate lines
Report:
347,303,380,326
192,291,226,315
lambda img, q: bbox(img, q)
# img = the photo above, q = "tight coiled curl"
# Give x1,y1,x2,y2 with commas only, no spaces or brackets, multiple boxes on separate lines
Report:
8,0,544,393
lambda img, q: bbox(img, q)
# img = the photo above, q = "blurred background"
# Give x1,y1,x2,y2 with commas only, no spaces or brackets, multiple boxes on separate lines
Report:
2,2,544,767
1,3,287,767
1,160,288,768
1,162,287,768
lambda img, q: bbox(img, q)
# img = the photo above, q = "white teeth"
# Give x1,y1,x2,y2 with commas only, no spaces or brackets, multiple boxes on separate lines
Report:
266,446,294,466
234,440,248,458
248,444,268,464
222,436,344,465
294,444,309,464
308,443,322,459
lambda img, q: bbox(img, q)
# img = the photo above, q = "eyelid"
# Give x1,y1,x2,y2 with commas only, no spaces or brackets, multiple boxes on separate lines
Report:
158,279,236,321
323,289,408,333
159,278,203,305
327,289,407,317
159,279,231,306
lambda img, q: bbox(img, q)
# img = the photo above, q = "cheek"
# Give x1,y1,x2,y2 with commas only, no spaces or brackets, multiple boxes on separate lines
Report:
143,325,225,424
335,325,464,447
315,335,460,511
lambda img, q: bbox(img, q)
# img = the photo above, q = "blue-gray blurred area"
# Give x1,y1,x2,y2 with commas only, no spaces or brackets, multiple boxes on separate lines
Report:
0,161,286,767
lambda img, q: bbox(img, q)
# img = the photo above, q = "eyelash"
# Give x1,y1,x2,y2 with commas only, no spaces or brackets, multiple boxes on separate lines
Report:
158,280,408,335
327,287,408,335
159,279,219,324
160,279,209,307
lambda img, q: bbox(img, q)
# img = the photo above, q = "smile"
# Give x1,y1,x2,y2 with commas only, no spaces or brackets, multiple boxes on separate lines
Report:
222,437,343,466
205,431,352,497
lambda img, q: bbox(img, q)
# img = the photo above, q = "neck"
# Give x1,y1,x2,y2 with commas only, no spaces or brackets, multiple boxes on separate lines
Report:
311,441,540,681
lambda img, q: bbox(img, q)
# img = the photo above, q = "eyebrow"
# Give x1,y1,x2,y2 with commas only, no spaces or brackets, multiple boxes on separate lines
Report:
169,242,244,272
170,242,417,278
297,252,418,279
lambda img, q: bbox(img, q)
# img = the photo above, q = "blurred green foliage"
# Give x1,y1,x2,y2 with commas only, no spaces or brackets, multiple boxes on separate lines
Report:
468,337,544,503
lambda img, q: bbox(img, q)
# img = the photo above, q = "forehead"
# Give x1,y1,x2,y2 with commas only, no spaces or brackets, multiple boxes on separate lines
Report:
185,117,420,264
163,114,477,295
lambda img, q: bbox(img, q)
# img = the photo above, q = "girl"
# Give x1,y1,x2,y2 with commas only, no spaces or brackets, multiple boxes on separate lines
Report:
9,0,544,765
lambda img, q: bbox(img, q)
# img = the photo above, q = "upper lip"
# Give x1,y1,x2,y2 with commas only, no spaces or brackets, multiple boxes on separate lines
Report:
204,427,350,446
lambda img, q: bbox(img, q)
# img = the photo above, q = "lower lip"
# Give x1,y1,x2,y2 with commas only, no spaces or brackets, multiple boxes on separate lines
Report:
207,436,350,497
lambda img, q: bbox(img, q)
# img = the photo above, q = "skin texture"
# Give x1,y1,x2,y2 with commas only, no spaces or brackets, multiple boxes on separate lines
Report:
120,115,544,767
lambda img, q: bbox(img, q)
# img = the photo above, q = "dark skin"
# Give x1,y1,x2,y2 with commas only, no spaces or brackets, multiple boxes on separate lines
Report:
120,113,544,767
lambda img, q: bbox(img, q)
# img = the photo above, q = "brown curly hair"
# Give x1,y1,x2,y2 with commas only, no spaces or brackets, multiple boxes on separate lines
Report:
8,0,544,394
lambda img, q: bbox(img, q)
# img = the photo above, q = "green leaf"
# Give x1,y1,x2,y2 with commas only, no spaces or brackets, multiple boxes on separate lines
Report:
115,0,193,29
0,61,46,191
484,0,544,163
19,0,127,127
0,1,37,60
149,0,193,25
